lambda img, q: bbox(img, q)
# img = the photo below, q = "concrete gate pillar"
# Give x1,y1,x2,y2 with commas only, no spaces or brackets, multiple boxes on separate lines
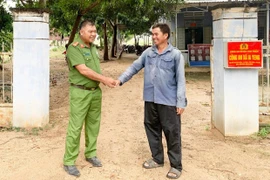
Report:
12,9,49,127
211,7,260,136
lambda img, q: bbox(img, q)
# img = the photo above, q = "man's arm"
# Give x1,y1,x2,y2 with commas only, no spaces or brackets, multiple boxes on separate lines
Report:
175,52,187,114
67,45,116,88
116,49,148,86
75,64,116,88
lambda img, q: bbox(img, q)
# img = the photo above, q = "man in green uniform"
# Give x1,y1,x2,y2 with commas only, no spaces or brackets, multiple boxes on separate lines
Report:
63,19,116,177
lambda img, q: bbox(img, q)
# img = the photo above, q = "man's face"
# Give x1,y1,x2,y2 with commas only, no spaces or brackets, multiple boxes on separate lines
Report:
80,24,97,44
152,27,168,46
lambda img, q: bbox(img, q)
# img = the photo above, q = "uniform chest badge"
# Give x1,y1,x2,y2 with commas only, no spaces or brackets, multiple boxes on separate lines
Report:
72,42,79,46
84,52,90,56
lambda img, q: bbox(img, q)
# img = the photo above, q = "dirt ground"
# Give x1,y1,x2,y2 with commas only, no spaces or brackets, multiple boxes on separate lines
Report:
0,52,270,180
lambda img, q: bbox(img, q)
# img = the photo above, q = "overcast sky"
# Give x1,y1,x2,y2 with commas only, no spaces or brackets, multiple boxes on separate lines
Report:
3,0,16,11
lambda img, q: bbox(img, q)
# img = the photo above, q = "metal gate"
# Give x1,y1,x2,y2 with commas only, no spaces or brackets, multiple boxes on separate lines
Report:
260,46,270,114
0,43,13,127
0,44,13,104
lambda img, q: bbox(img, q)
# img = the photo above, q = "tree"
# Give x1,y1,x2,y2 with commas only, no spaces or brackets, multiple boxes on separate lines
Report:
47,0,102,48
122,0,183,39
101,0,184,58
47,0,113,60
0,0,13,51
14,0,183,62
102,21,109,60
12,0,47,8
46,0,184,61
47,0,184,60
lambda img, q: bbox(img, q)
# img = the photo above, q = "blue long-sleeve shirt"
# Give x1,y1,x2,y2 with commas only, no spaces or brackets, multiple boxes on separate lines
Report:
118,43,187,108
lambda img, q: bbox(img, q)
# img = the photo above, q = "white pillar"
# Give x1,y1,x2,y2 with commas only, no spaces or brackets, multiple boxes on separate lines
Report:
211,7,259,136
12,9,49,127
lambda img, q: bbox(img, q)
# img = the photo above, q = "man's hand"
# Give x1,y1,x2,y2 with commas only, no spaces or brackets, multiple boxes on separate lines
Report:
103,77,117,88
75,64,118,88
115,80,121,87
176,108,184,115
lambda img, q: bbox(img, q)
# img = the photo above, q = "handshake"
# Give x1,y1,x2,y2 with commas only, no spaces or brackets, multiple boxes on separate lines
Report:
102,77,121,88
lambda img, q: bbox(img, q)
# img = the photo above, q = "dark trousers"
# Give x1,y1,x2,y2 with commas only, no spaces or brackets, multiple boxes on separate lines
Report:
144,102,182,171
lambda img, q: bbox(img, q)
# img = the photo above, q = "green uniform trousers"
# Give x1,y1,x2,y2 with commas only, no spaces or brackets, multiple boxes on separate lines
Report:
63,86,102,165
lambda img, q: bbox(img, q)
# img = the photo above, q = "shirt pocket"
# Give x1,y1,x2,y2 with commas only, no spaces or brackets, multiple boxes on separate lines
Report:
83,53,92,62
83,54,94,68
146,54,156,65
160,58,174,70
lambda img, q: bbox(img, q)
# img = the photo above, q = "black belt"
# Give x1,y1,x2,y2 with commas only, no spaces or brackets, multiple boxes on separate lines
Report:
70,83,98,91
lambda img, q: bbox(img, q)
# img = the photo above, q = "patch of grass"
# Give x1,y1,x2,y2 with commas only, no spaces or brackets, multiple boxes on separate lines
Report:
25,127,42,136
0,127,14,132
186,72,210,81
257,126,270,138
205,125,210,131
0,125,54,136
0,126,23,132
50,46,66,59
43,124,51,130
201,102,210,106
50,121,57,128
52,47,58,52
14,127,21,132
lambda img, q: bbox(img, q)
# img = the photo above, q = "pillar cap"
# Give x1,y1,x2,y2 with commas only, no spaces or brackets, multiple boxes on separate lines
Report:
11,8,49,23
210,1,261,11
11,8,50,14
212,6,258,21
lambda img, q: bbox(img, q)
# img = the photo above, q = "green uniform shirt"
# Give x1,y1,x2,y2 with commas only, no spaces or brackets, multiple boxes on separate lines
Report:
67,36,101,88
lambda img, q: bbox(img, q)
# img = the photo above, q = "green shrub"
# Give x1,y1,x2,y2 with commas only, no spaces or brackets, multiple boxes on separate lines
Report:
257,126,270,138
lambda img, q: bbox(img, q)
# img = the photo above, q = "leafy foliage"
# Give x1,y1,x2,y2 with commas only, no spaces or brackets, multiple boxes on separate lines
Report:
8,0,184,57
257,126,270,138
47,0,101,35
96,0,184,57
12,0,46,8
47,0,183,39
0,1,13,51
116,0,183,35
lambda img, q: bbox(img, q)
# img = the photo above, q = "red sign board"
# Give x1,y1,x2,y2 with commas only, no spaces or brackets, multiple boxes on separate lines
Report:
227,41,262,68
190,22,196,27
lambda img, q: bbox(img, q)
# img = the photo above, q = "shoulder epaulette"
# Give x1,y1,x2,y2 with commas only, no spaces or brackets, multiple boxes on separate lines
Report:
72,42,79,46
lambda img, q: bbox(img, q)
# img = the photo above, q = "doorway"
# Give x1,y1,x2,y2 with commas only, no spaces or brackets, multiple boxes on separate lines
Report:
185,27,203,49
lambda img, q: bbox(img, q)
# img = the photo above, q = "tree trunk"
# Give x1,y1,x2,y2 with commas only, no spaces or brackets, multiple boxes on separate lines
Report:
103,22,109,61
66,0,100,48
110,25,117,58
67,12,82,48
134,34,137,46
64,0,101,67
99,35,103,48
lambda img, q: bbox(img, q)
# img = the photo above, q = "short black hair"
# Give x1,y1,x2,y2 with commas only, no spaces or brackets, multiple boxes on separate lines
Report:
152,23,170,39
79,19,95,30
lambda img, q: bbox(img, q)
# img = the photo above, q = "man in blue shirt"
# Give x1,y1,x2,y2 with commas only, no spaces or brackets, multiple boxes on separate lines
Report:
116,23,187,179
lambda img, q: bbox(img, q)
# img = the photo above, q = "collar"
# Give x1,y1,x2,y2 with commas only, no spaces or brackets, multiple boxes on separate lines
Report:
75,35,91,49
152,43,173,55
